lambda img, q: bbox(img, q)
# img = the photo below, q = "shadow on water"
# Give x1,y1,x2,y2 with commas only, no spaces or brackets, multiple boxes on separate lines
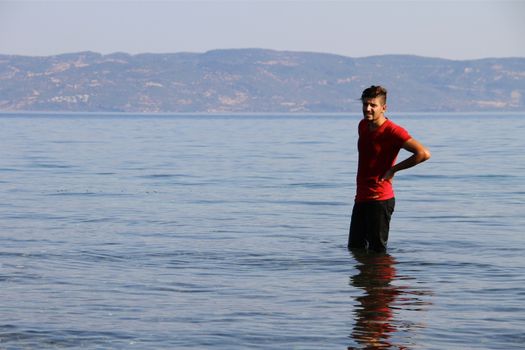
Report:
347,249,432,350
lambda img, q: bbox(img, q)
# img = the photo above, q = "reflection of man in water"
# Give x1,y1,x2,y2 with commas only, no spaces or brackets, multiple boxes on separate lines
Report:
349,251,398,349
348,86,431,252
348,251,433,350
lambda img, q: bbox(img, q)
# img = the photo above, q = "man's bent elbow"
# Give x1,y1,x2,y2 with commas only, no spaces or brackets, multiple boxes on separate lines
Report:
419,149,431,162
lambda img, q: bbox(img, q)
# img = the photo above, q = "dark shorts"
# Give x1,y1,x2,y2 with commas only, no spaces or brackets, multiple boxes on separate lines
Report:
348,198,395,252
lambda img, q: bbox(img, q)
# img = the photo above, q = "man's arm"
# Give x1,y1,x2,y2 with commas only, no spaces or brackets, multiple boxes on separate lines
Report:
381,138,431,181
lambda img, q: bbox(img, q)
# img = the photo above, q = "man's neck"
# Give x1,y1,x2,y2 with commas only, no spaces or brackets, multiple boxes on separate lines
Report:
367,116,387,131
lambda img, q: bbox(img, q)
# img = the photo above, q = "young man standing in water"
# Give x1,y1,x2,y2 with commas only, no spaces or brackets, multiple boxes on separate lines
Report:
348,86,431,253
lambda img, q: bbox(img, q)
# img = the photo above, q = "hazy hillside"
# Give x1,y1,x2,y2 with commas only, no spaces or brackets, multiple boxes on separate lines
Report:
1,49,523,113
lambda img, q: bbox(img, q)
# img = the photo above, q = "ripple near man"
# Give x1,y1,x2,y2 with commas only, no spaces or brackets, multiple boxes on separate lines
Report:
348,86,431,253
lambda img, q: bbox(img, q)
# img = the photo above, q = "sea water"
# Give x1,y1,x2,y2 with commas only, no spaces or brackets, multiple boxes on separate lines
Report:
0,112,523,349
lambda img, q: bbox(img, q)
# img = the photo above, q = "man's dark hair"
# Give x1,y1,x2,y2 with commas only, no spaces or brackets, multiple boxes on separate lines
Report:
361,85,387,104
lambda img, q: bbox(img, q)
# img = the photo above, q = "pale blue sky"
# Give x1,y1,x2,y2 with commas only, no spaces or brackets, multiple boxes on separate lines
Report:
1,0,524,59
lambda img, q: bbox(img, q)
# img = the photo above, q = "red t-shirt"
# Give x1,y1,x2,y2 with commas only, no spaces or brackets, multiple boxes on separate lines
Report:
355,118,411,202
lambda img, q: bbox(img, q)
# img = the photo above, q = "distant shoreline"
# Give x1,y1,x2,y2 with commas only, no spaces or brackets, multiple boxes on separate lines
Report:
0,111,523,118
2,50,523,113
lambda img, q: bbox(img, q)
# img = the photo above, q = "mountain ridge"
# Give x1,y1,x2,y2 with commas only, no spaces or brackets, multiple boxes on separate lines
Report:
1,49,524,113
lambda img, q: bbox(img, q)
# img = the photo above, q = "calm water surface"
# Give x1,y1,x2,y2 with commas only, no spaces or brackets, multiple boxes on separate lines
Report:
0,113,524,349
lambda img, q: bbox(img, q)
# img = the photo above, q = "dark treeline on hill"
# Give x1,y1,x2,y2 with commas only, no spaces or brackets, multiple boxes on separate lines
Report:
1,49,524,113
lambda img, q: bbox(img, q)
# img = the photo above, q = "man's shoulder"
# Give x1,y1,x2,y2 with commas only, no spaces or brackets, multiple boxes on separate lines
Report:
384,119,411,140
384,118,403,128
357,118,367,133
384,119,407,131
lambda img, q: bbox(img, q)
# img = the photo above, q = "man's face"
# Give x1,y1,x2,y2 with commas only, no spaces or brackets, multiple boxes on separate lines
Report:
362,97,386,123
